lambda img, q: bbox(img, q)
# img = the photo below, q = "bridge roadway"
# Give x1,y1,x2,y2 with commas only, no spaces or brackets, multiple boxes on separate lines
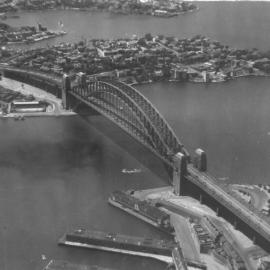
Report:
187,165,270,242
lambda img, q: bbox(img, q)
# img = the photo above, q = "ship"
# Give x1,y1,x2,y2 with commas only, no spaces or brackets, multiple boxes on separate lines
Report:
59,228,176,263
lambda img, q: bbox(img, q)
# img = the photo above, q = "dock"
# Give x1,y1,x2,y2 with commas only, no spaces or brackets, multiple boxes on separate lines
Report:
58,229,175,264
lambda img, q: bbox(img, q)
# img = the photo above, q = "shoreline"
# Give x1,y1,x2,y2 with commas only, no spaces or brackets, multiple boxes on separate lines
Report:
17,6,199,18
5,31,270,87
0,111,75,119
129,72,270,87
2,30,67,46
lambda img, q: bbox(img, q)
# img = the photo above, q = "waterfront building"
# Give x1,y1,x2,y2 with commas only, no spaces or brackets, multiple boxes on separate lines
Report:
202,71,210,83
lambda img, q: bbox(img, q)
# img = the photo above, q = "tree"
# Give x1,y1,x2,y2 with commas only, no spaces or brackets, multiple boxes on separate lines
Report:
157,34,164,41
144,33,153,42
137,38,147,47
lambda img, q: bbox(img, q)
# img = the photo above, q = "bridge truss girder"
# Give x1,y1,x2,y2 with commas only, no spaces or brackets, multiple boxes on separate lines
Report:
102,80,184,154
70,79,188,165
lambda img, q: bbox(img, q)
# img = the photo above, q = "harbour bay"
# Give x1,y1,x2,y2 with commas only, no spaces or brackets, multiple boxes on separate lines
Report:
1,2,270,270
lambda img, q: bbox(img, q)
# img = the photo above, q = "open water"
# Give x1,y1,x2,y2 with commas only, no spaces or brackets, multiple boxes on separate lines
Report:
1,2,270,270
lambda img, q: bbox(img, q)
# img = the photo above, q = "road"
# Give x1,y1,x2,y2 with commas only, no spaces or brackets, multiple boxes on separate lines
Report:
156,41,181,57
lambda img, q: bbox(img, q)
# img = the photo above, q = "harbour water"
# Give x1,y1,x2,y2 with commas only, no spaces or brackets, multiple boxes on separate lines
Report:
6,2,270,51
1,2,270,270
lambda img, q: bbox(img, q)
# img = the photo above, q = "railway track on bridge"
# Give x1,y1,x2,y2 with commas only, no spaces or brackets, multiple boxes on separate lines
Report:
188,165,270,242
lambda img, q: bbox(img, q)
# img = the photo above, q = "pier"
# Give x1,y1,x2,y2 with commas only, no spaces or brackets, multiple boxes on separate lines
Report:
43,260,115,270
58,229,176,264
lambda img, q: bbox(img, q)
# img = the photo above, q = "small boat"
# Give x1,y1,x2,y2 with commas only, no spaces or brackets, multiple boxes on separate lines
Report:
122,168,142,174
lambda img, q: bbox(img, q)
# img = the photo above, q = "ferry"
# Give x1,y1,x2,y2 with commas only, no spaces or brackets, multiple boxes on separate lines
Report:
121,168,142,174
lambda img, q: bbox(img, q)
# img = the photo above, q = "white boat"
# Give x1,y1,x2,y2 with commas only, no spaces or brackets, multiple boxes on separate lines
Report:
122,168,142,174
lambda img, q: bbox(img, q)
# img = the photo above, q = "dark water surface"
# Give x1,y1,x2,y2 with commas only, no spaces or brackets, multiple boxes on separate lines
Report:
2,2,270,270
0,116,170,270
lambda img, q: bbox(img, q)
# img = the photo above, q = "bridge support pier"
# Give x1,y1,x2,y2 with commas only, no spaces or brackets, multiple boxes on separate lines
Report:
62,74,71,110
173,152,187,196
76,72,87,87
194,148,207,172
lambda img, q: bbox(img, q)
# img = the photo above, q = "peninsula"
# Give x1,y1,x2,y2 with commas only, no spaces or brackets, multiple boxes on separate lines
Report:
5,0,198,18
2,34,270,85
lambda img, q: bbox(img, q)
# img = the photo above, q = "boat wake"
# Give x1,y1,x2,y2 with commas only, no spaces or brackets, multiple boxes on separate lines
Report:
218,177,229,181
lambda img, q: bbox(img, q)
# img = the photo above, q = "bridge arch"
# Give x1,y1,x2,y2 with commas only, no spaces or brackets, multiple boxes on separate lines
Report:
69,78,189,166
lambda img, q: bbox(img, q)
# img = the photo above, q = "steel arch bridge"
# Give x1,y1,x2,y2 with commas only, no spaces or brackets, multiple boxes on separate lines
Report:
69,79,189,166
0,66,189,166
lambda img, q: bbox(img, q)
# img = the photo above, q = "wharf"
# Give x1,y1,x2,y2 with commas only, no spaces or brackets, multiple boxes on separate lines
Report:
108,197,166,232
108,190,174,234
58,229,174,264
43,260,114,270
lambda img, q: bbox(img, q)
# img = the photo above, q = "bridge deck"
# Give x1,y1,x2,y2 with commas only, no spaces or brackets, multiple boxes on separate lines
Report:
188,165,270,242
